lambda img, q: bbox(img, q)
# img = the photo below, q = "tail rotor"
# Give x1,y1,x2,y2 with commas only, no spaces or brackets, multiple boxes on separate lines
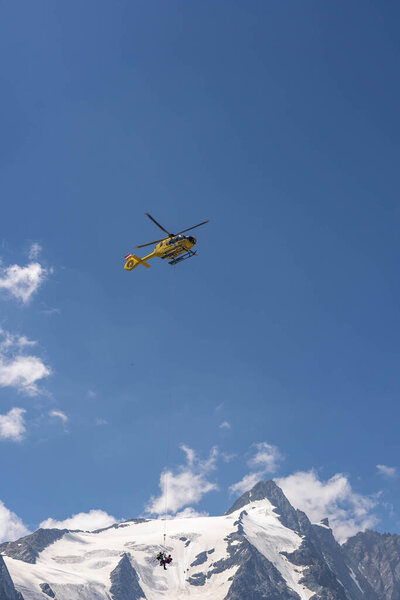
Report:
124,254,151,270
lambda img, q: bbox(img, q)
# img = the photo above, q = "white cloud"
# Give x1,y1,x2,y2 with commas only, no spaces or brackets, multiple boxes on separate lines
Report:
49,410,68,424
146,445,219,516
0,329,51,395
40,509,117,532
0,408,26,442
249,442,282,472
0,355,51,396
175,507,209,519
376,464,397,478
229,441,283,496
230,472,264,495
95,418,108,426
219,421,231,430
0,500,30,542
28,243,42,260
87,389,96,399
276,470,379,543
0,260,49,304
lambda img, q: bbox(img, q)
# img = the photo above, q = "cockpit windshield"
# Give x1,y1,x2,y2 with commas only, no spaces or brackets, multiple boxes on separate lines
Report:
168,235,184,245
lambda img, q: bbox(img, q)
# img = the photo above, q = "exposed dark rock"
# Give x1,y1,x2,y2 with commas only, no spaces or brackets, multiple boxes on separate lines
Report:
123,519,148,525
94,519,148,534
190,551,208,567
0,530,68,564
187,572,206,586
343,530,400,600
39,582,55,598
0,555,24,600
312,523,377,600
109,553,145,600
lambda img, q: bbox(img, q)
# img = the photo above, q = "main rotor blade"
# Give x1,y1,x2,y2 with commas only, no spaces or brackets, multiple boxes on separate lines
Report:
145,213,173,236
175,220,210,235
136,237,169,249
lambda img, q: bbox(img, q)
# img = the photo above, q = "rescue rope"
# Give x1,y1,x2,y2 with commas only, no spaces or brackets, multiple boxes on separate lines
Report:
162,265,177,549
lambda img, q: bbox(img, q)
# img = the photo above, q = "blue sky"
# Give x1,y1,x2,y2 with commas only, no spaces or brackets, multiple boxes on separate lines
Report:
1,1,399,542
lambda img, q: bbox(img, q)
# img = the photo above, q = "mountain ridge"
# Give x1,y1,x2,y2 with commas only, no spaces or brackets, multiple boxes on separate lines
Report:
0,480,399,600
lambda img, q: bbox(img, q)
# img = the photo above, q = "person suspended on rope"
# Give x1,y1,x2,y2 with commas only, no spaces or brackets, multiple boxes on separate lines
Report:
155,552,173,570
161,554,173,570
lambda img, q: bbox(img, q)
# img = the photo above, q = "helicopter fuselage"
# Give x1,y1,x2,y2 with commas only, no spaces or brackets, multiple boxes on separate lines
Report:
155,235,196,258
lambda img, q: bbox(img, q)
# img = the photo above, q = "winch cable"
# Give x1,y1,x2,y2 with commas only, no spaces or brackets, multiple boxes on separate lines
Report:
162,265,177,550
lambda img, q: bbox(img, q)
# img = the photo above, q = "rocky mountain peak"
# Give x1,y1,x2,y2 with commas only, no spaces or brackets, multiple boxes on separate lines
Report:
225,479,309,534
225,480,288,514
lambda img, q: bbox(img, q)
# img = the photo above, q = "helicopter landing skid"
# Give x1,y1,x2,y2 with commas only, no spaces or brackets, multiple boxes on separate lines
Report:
168,250,197,266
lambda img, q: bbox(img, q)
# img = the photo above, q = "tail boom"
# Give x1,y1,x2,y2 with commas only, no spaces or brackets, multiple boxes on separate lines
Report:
124,254,152,271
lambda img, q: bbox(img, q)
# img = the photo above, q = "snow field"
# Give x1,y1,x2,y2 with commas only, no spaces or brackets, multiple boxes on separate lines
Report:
5,499,315,600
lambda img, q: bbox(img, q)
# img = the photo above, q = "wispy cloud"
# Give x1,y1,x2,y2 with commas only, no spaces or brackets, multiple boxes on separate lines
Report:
40,509,117,532
28,243,42,260
229,441,283,495
0,500,30,542
219,421,231,430
0,329,51,396
0,330,36,351
146,445,219,516
0,259,50,304
49,410,68,424
221,452,236,463
0,408,26,442
276,470,379,543
95,417,108,426
376,464,397,478
41,307,60,316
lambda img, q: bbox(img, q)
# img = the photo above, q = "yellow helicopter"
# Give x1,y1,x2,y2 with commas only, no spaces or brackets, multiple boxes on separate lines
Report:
124,213,209,271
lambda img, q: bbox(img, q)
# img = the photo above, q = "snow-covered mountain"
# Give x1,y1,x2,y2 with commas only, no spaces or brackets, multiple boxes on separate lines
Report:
0,481,399,600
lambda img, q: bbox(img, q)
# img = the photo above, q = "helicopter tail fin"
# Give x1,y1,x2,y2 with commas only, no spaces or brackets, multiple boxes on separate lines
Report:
124,254,151,271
